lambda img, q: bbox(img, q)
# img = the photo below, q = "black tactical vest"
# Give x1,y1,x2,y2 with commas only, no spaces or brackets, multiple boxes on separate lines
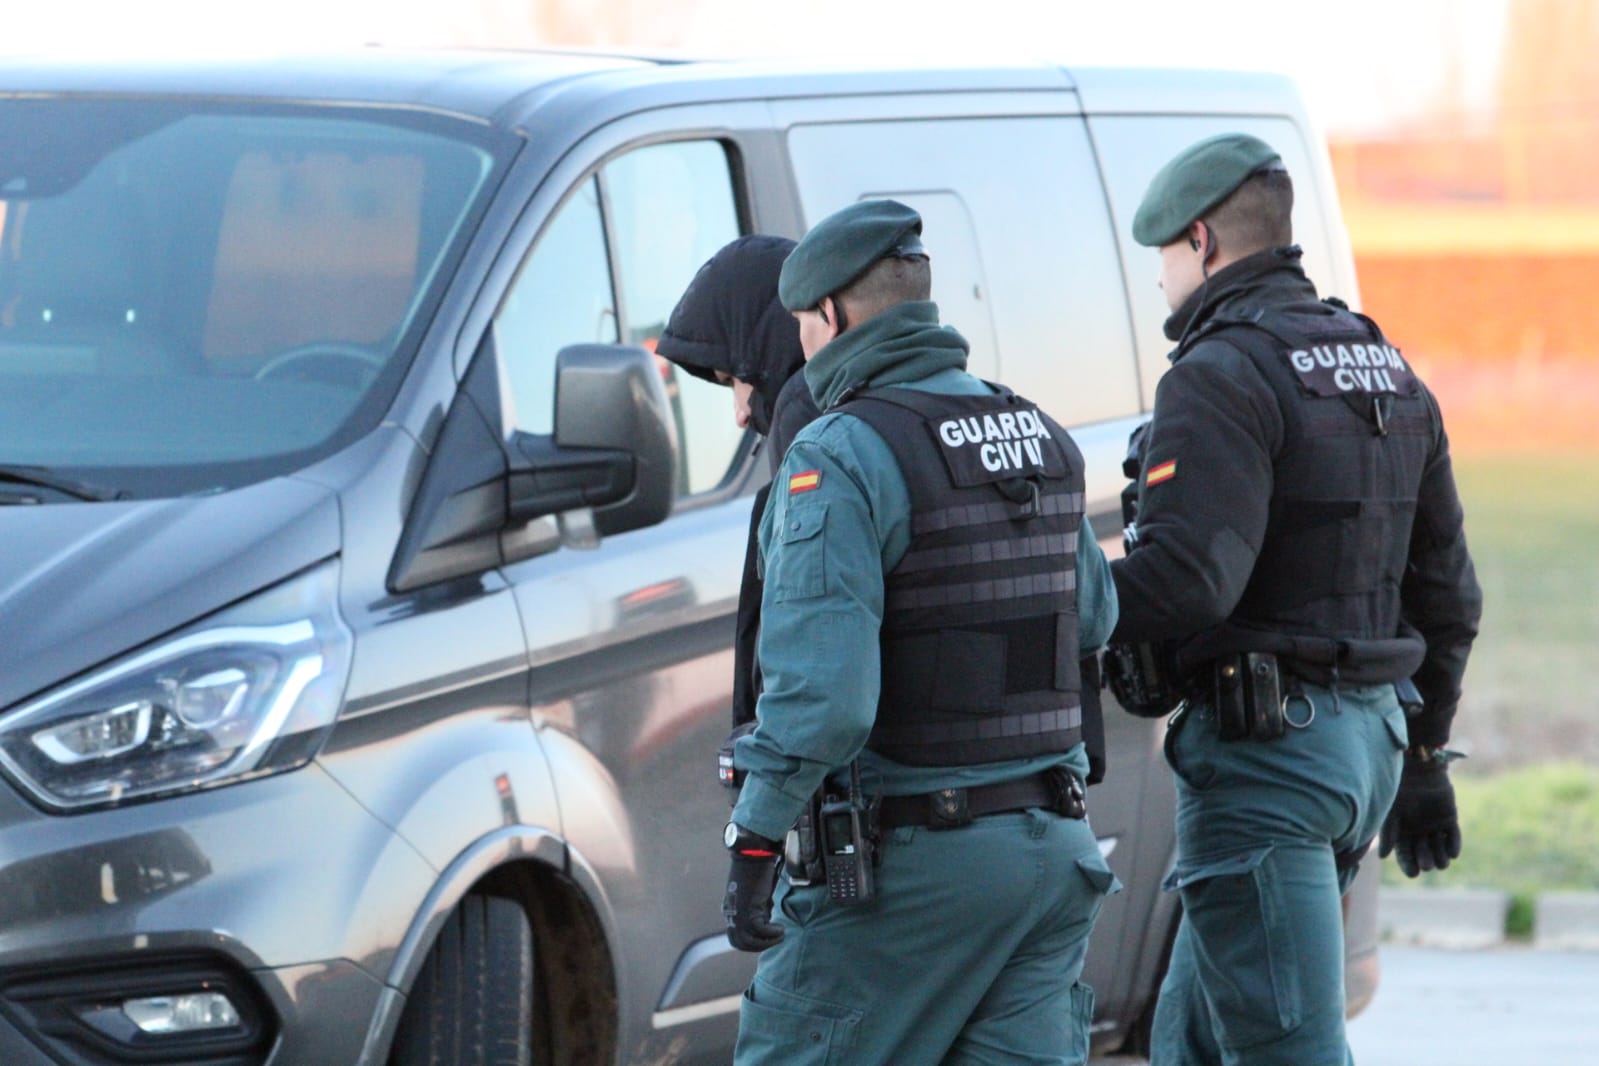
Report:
1190,299,1437,673
836,386,1088,767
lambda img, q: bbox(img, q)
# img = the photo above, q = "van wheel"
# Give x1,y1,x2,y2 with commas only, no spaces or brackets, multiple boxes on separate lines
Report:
390,893,536,1066
1125,912,1179,1058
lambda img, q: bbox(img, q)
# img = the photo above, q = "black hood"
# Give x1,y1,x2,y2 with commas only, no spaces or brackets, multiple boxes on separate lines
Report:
655,235,805,435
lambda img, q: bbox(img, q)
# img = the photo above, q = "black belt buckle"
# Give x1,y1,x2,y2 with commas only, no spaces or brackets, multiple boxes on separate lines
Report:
1046,767,1087,820
927,787,972,830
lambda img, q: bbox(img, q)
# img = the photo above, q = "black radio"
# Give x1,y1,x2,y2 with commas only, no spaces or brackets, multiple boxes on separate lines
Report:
819,798,874,904
817,761,876,905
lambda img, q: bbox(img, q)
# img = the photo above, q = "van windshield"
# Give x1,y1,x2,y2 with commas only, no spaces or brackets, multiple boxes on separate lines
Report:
0,98,507,499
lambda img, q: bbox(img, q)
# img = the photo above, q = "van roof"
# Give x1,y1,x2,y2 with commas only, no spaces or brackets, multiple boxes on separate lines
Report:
0,47,1303,130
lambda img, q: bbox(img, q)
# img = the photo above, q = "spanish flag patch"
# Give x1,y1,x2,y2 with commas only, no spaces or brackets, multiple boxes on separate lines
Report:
1146,459,1177,487
788,470,822,494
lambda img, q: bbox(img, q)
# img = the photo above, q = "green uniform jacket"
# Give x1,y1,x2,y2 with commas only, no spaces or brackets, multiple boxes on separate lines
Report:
732,301,1118,841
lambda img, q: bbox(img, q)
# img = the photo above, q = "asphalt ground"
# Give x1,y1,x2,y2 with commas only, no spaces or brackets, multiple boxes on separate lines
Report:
1094,943,1599,1065
1347,944,1599,1064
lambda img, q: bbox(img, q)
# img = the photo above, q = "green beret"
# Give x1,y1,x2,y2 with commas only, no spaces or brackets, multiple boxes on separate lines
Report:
1132,133,1284,247
778,199,925,312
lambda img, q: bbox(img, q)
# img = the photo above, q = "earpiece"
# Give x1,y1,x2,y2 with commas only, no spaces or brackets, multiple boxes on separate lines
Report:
1188,237,1201,252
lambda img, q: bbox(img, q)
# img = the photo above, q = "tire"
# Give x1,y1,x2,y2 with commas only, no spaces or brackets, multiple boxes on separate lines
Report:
390,893,535,1066
1125,909,1179,1058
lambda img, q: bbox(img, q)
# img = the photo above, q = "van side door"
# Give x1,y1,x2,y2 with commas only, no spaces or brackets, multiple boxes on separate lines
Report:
485,105,785,1061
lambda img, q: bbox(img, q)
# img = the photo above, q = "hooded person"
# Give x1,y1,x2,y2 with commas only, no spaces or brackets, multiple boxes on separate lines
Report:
657,234,821,469
656,235,824,732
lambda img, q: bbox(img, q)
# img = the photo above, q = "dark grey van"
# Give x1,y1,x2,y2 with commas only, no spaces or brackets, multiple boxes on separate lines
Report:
0,50,1377,1065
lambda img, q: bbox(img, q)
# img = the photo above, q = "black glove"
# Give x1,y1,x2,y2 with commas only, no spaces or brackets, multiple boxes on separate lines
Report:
722,827,785,952
1380,754,1463,877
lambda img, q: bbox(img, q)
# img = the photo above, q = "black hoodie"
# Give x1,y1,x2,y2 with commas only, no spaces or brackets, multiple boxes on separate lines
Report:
657,235,824,729
656,234,821,459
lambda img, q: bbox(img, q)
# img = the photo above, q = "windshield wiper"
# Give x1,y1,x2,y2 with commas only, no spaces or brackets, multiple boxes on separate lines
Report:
0,465,126,503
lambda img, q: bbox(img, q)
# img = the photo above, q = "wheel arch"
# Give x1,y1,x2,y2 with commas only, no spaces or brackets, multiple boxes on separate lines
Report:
358,826,621,1066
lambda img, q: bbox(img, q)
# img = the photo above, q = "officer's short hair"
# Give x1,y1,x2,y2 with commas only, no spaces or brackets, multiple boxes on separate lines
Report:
839,255,931,322
1205,168,1294,257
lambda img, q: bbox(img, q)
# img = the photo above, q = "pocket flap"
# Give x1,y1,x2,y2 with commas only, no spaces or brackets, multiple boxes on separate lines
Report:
781,501,828,544
1076,854,1123,896
738,984,860,1063
1381,703,1410,750
1163,845,1274,893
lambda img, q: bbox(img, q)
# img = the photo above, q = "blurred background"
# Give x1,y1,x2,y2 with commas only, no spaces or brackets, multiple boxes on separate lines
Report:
10,0,1597,929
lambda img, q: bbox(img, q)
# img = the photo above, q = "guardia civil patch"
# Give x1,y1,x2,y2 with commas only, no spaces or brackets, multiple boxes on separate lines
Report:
1284,341,1418,398
1146,459,1177,487
928,401,1066,487
788,470,821,494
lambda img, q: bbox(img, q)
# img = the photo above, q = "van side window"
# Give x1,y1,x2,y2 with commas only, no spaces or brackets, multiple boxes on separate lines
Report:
495,177,618,434
603,141,745,496
495,140,747,498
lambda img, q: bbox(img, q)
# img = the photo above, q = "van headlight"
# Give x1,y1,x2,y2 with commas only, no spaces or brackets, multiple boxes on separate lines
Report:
0,560,352,812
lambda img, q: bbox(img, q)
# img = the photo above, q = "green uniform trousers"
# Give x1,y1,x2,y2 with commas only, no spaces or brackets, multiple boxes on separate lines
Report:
1150,682,1407,1066
735,807,1118,1065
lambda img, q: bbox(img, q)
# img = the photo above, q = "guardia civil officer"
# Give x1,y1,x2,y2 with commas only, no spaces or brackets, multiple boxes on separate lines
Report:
721,200,1120,1065
1108,134,1482,1065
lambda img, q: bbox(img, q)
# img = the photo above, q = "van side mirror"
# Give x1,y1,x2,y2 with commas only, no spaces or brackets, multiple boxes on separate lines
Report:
388,341,678,594
507,344,677,537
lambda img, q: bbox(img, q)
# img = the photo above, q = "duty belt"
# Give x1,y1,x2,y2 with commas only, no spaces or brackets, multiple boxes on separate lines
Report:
875,768,1085,831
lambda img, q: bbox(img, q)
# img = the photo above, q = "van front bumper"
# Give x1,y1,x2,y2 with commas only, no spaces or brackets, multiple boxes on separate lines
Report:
0,762,434,1064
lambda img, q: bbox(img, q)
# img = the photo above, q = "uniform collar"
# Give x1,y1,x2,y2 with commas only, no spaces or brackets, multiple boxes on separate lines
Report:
804,301,970,410
1163,245,1317,355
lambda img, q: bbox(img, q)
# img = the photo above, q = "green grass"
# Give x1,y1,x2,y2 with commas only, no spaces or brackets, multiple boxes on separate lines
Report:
1454,451,1599,639
1448,450,1599,766
1381,450,1599,929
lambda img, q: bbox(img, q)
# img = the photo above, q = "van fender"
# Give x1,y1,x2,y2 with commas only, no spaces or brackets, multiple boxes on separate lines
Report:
356,824,566,1065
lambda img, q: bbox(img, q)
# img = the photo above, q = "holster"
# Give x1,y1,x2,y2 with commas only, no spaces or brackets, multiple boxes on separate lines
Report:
1394,675,1424,717
1105,639,1181,718
1212,652,1286,742
783,793,826,885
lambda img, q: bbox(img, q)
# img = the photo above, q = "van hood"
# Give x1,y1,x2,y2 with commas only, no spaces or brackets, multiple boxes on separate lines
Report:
0,477,341,712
